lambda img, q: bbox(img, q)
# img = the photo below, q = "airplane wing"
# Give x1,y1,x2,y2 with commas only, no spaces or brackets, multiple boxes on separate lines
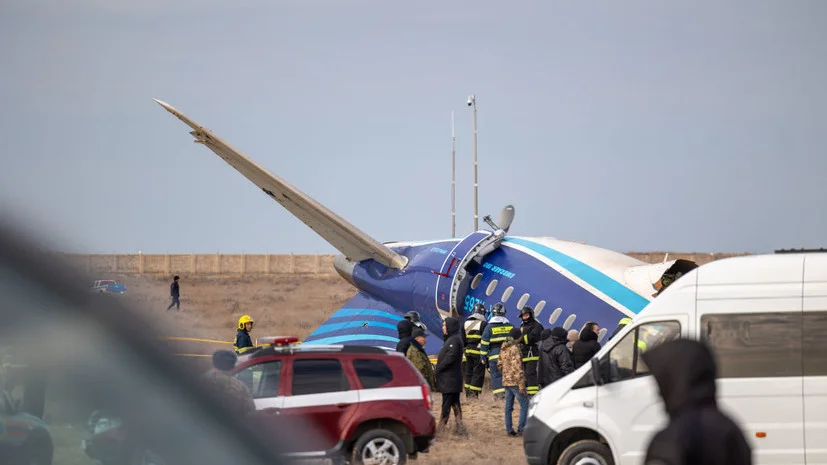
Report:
153,99,408,270
303,291,445,356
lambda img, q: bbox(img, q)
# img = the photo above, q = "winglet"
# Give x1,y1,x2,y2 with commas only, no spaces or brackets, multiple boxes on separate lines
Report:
153,98,409,270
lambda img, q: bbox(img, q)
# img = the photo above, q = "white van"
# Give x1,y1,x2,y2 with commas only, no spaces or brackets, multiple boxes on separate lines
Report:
522,252,827,465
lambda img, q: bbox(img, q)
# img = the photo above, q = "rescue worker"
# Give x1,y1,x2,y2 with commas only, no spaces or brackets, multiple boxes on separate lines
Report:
233,315,255,354
538,327,575,388
201,350,256,415
435,317,466,435
479,303,513,400
517,306,544,396
397,311,425,354
462,303,488,397
652,259,698,297
406,327,435,390
609,317,632,340
642,339,752,465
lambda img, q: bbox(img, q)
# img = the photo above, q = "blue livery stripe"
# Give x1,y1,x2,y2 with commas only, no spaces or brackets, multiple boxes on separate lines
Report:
328,308,403,321
304,334,400,345
308,321,399,337
503,237,650,313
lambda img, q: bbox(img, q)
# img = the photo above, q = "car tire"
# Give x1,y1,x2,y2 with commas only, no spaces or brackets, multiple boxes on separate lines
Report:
21,429,53,465
351,429,407,465
557,439,614,465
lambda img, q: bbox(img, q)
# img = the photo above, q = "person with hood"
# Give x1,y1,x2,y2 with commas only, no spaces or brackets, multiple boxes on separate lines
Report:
497,327,528,436
435,316,466,433
396,311,424,354
517,306,544,396
572,321,601,369
233,314,255,354
201,350,256,415
463,303,488,397
537,327,575,388
479,303,513,399
642,339,752,465
406,327,435,390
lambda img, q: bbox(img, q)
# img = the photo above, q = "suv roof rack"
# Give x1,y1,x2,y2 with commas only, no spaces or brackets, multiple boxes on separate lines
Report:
774,248,827,254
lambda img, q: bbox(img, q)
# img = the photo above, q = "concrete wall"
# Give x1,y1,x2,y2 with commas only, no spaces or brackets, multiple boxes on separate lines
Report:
54,252,749,276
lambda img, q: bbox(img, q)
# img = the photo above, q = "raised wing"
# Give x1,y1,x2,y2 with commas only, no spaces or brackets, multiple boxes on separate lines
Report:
304,291,445,356
153,99,408,270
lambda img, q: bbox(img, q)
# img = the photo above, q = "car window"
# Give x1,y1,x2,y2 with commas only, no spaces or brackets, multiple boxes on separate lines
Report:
353,359,393,389
235,360,282,398
292,359,349,395
604,320,681,383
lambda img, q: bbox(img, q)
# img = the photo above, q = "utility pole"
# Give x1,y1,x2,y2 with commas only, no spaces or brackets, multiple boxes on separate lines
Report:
468,94,478,231
451,111,456,238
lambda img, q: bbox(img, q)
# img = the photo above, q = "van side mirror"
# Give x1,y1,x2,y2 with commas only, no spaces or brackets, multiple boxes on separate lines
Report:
590,357,604,386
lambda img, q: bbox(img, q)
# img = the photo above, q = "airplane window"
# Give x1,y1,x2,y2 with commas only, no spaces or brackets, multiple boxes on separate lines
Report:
470,273,483,289
548,307,562,325
563,314,577,330
535,300,546,316
501,286,514,302
517,293,530,309
485,279,499,296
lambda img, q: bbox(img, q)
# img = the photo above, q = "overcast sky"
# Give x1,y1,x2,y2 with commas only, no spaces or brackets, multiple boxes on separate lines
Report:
2,0,825,255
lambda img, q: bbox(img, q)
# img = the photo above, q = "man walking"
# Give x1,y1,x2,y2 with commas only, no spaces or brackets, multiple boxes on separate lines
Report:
435,316,466,435
166,275,180,311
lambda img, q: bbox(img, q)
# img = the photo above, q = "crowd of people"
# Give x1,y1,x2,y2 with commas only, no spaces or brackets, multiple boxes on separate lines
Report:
396,303,606,436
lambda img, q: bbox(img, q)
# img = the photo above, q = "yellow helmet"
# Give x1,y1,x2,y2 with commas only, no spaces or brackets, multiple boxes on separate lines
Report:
238,315,254,331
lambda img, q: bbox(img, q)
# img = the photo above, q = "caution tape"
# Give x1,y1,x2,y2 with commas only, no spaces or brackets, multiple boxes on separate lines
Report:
159,336,233,345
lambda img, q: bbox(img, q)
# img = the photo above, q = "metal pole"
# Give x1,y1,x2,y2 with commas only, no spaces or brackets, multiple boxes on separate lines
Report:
471,96,478,231
451,111,456,238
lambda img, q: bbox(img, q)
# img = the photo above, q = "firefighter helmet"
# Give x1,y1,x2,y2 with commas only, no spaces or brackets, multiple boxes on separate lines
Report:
491,303,506,317
404,311,421,323
519,306,534,319
472,303,486,318
237,314,255,331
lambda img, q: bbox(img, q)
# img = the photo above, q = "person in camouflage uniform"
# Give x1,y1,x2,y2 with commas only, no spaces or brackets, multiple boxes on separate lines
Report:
406,328,435,390
201,350,256,416
497,328,528,436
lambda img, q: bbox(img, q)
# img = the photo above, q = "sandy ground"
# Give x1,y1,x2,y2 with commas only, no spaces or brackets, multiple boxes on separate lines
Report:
44,273,529,465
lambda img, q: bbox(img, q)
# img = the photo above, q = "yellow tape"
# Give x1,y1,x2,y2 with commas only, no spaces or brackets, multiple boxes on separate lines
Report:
159,336,233,345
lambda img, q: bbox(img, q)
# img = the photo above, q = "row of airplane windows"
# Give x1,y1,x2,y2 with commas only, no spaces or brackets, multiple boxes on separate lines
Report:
470,272,609,343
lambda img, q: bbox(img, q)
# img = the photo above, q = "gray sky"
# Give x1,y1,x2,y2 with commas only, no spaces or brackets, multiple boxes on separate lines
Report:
2,0,825,255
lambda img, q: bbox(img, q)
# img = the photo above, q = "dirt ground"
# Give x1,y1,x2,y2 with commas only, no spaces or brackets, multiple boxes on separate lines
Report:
47,273,529,465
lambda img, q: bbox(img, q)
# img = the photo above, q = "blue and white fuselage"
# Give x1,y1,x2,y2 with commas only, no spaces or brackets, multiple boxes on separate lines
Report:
154,98,684,356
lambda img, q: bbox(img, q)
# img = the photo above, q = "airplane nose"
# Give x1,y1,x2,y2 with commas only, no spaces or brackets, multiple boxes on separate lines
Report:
333,254,356,287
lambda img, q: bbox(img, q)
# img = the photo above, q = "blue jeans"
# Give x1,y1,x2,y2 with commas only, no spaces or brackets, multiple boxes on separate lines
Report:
504,386,528,433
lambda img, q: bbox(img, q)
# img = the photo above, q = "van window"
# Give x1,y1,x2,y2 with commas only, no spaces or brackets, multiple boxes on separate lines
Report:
701,312,803,378
605,320,681,383
804,311,827,376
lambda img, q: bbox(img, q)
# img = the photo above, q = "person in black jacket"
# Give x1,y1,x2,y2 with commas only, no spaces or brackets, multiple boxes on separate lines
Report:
518,306,544,396
166,275,180,311
642,339,752,465
571,322,601,369
538,327,575,388
435,316,466,434
396,311,424,354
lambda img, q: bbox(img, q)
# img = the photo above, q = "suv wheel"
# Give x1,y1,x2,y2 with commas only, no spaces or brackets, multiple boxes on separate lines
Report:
352,429,407,465
557,439,614,465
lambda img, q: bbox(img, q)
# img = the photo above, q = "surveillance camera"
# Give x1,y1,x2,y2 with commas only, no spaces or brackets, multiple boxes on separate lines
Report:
467,96,474,106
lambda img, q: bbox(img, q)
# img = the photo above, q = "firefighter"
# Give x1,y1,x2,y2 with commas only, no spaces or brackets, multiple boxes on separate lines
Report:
397,311,425,354
518,306,544,396
233,315,255,354
479,303,513,400
463,303,488,397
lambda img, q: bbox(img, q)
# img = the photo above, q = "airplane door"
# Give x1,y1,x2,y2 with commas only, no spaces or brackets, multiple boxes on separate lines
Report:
803,254,827,465
595,316,685,465
434,230,496,314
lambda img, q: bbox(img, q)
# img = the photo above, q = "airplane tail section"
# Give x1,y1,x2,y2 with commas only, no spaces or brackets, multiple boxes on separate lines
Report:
153,99,408,270
304,291,445,355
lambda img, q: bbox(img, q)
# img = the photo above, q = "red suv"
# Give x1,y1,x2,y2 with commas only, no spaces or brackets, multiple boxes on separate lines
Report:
232,336,436,465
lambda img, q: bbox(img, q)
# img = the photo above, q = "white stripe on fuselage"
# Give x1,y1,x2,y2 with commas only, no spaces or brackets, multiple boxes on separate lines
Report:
500,241,636,318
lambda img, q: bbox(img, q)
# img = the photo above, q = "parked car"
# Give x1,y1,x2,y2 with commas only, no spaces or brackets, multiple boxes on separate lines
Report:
90,279,126,295
233,336,437,465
